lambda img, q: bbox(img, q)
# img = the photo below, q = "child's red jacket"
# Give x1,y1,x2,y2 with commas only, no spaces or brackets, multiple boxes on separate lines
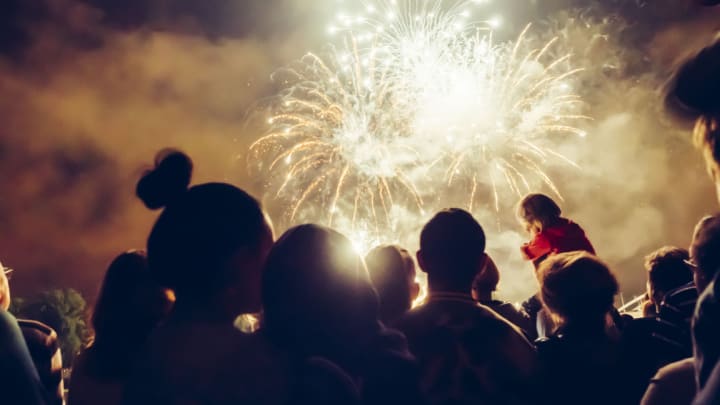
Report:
521,218,596,262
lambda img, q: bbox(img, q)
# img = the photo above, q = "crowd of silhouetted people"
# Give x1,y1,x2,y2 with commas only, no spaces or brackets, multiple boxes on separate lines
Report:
2,26,720,405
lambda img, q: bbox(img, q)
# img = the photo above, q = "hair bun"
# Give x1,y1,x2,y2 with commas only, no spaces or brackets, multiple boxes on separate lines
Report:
136,149,193,210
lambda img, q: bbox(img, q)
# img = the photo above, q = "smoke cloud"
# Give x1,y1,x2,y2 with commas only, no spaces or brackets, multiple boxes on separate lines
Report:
480,8,720,301
0,0,310,299
541,9,719,303
0,0,718,304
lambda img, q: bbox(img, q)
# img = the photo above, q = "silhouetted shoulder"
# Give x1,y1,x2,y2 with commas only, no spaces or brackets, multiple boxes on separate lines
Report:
395,297,532,345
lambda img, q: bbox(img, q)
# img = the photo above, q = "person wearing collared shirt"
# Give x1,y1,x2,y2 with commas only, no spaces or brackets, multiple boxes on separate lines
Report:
394,209,539,405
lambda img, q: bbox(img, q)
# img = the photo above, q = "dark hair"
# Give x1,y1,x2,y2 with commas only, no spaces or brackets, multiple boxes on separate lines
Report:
420,209,486,290
365,245,415,323
539,252,618,325
137,150,268,303
262,225,379,356
88,251,173,379
666,39,720,121
644,247,692,297
472,256,500,295
517,193,562,232
666,39,720,174
136,150,194,210
691,215,720,282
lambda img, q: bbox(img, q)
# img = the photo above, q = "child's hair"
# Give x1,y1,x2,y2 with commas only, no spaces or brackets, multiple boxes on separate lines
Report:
517,193,562,233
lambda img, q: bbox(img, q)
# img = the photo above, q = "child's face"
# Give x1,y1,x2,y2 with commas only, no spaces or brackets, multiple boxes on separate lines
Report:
524,221,540,236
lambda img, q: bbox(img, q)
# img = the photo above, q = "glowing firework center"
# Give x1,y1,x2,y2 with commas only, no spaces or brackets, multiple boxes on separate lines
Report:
251,0,589,256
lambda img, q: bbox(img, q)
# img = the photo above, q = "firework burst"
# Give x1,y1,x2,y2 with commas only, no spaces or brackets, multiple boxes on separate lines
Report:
249,40,424,237
251,0,590,245
411,24,590,212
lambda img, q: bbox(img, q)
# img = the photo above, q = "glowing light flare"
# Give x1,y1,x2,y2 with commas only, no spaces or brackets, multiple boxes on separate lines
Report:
348,228,379,256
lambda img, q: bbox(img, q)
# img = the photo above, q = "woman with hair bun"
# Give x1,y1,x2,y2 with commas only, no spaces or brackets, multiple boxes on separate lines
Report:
134,149,272,317
123,150,357,405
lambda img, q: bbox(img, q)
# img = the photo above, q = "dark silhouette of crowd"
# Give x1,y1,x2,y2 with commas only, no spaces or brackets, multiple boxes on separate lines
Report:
2,10,720,405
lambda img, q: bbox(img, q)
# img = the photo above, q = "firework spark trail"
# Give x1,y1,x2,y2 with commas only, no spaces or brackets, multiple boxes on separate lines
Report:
249,41,424,242
250,0,590,251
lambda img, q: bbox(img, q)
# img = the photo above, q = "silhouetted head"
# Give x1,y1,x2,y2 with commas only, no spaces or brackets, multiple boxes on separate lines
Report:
262,225,379,356
418,209,487,294
365,245,420,324
666,39,720,202
539,252,618,329
644,246,692,309
137,150,272,318
91,251,173,351
690,215,720,293
472,256,500,301
666,39,720,120
517,193,562,234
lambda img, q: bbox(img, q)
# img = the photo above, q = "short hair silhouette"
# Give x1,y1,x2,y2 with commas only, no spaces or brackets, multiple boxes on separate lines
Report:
538,252,618,325
644,247,692,301
419,209,486,290
136,149,268,307
472,256,500,295
365,245,417,323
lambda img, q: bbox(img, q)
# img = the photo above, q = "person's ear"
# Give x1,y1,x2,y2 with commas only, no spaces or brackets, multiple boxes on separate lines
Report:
416,250,428,274
478,253,489,273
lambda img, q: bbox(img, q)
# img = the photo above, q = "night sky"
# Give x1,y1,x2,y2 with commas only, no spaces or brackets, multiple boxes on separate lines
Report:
0,0,718,302
0,0,713,53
